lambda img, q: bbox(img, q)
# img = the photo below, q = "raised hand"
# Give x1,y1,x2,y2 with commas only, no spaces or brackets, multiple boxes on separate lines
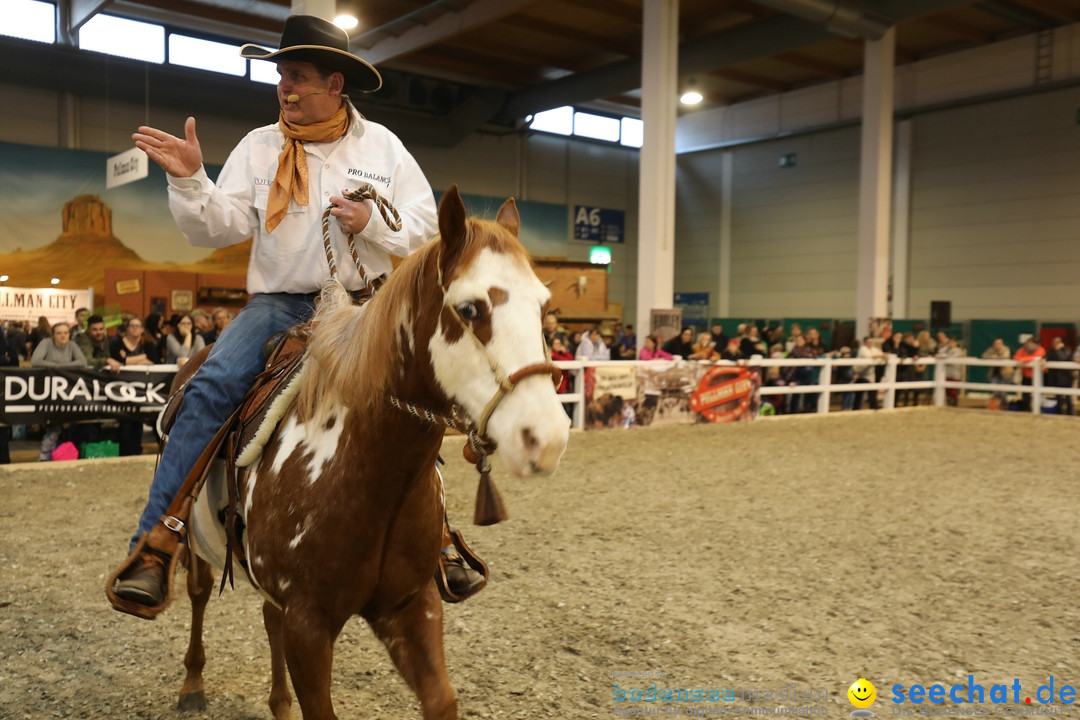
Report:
133,116,203,178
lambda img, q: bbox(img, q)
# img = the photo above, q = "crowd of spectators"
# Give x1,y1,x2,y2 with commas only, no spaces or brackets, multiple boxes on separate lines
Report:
539,314,1080,417
0,306,235,463
6,308,1076,461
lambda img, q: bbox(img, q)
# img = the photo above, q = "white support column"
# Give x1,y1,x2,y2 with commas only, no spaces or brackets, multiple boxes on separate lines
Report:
292,0,334,20
636,0,679,337
891,119,912,320
717,149,733,318
855,28,895,339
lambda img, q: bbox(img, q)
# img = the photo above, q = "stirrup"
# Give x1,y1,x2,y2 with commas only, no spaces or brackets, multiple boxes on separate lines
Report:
435,528,488,603
105,522,186,620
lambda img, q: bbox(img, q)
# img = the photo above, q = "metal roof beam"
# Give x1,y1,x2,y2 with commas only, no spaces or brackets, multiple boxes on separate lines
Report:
974,0,1058,29
355,0,537,66
494,0,976,123
68,0,113,32
750,0,891,39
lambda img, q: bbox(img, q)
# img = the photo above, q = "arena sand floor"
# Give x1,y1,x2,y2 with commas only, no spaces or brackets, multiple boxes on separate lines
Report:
0,407,1076,719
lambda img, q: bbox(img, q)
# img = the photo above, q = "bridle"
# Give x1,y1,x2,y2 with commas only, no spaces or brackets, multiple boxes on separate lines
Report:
439,292,562,464
322,187,562,522
387,281,561,526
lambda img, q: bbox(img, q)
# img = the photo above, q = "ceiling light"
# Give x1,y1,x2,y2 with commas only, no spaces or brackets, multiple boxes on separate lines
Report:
333,14,358,30
680,90,703,105
0,274,8,282
51,277,60,285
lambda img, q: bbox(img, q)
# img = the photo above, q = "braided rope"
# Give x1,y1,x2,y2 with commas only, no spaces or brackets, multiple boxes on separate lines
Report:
321,182,403,284
320,205,339,279
388,395,461,431
387,395,496,466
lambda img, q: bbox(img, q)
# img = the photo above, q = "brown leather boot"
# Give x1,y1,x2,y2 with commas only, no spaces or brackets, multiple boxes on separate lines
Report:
113,553,167,606
440,545,485,597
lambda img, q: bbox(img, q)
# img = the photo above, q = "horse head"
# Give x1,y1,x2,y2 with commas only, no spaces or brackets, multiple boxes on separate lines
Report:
428,185,570,476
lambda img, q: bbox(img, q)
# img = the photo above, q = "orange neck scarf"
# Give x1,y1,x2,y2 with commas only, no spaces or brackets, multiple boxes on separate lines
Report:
265,102,350,233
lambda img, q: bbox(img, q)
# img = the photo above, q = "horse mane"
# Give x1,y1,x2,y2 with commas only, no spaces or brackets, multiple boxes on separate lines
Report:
294,215,531,423
294,245,433,423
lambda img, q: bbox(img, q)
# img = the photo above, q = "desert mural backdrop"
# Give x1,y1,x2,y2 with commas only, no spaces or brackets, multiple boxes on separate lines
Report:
0,140,243,306
0,140,574,316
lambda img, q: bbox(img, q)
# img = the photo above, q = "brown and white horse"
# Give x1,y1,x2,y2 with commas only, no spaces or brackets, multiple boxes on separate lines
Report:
178,185,570,719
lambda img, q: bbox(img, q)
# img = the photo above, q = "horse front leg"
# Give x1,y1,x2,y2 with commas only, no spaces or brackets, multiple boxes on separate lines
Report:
178,554,213,712
262,601,294,720
369,582,457,720
281,605,339,720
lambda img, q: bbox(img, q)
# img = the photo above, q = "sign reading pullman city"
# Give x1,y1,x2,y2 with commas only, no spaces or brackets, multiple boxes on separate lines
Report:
0,367,175,424
0,286,92,326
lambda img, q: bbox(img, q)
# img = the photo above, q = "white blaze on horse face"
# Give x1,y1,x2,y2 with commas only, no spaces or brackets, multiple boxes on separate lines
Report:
430,247,569,477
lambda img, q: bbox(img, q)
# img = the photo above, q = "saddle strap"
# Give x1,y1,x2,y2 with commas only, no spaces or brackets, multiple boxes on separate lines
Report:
165,405,243,532
220,435,244,594
216,336,310,593
106,406,240,620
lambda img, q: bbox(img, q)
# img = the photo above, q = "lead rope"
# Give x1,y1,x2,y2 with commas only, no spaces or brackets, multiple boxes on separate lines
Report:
387,397,496,470
388,395,503,524
321,182,403,284
329,209,501,524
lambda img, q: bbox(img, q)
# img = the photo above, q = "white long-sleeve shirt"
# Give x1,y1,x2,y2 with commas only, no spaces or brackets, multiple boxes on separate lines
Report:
165,100,438,294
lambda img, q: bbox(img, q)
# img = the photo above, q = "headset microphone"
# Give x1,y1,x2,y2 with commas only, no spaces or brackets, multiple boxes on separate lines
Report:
285,91,326,103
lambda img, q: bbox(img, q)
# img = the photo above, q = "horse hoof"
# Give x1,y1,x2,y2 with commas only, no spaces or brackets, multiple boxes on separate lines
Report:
178,691,207,712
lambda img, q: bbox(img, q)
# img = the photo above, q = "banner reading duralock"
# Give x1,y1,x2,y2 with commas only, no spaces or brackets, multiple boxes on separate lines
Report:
0,367,175,424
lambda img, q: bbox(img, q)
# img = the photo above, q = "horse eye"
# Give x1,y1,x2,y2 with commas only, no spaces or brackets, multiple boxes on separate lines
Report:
457,301,480,322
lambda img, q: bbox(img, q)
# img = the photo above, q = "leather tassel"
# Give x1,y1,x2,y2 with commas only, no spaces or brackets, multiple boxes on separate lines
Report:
473,469,508,526
219,509,236,594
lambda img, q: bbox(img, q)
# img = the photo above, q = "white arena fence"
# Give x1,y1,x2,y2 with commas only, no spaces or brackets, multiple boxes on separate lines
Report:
552,356,1080,429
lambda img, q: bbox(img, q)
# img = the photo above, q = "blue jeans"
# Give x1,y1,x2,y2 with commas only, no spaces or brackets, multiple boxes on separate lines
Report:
131,292,318,548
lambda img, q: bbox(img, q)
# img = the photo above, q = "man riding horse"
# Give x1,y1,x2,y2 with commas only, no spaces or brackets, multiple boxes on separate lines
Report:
110,15,484,613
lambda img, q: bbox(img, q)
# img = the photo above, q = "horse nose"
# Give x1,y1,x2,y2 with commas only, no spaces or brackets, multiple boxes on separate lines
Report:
521,427,539,454
520,423,567,475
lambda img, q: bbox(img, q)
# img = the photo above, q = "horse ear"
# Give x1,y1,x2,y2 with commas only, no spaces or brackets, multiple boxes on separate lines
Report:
439,184,467,252
495,197,520,237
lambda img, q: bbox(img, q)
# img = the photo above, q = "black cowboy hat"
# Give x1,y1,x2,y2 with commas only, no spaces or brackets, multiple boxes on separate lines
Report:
240,15,382,92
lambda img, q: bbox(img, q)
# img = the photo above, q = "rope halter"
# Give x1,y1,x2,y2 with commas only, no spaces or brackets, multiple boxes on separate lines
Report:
387,228,563,523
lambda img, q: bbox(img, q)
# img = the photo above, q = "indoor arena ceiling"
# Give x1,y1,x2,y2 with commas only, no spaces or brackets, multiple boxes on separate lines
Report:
11,0,1080,146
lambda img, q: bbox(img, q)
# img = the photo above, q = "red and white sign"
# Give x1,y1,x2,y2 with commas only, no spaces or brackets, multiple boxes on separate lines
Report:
689,365,759,423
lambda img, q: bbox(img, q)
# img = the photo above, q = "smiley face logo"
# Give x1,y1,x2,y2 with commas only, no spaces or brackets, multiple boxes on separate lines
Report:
848,678,876,709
